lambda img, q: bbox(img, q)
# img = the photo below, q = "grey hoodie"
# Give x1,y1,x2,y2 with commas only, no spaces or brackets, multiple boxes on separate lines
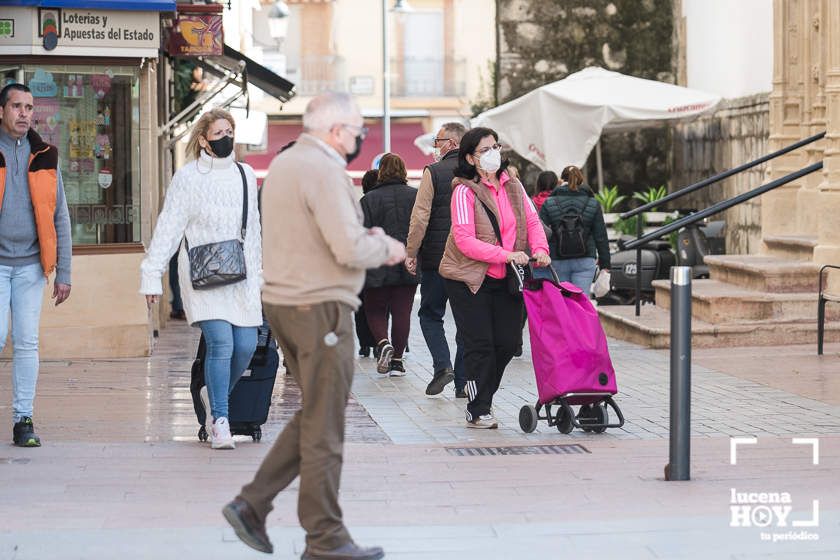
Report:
0,127,72,285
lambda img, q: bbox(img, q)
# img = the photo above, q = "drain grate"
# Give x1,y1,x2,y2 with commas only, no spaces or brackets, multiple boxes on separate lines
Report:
445,444,589,457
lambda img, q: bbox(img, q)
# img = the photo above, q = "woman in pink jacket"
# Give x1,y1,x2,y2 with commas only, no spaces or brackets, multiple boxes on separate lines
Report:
438,127,551,429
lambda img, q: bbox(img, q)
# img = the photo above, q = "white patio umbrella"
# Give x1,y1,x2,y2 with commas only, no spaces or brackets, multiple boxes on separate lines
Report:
471,67,721,186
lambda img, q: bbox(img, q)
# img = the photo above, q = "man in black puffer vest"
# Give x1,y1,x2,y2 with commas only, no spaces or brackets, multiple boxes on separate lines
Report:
405,122,466,398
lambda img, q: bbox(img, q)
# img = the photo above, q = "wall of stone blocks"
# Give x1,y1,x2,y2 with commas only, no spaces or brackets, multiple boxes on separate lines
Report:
671,94,770,255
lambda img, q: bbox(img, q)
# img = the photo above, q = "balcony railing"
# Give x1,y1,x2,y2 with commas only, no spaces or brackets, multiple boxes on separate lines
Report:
391,56,466,98
286,54,347,96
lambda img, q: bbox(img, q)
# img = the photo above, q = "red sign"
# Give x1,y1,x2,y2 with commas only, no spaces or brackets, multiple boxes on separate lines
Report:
167,14,223,57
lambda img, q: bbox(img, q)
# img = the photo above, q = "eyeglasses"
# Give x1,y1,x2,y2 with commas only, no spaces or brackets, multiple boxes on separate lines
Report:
474,143,502,156
433,136,452,146
340,123,369,139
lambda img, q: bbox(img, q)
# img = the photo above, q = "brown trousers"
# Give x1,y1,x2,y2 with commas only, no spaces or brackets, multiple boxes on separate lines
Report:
238,301,354,550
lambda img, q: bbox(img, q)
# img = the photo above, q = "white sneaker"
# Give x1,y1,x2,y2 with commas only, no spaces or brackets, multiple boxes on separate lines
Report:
200,386,213,443
211,417,236,449
466,414,498,429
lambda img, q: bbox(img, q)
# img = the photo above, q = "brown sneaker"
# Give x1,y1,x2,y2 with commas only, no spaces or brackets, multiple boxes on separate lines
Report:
302,541,385,560
222,498,273,554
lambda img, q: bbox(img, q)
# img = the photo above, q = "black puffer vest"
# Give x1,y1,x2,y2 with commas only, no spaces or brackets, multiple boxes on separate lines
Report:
419,150,458,270
360,179,420,288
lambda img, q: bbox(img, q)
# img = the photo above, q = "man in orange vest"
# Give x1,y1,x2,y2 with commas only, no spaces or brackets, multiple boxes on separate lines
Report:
0,83,72,447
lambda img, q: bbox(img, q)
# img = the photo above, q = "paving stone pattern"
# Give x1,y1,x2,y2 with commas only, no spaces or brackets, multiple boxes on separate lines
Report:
351,302,840,445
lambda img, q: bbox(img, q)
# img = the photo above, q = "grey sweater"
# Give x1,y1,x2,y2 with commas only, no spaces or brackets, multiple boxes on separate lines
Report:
0,128,72,284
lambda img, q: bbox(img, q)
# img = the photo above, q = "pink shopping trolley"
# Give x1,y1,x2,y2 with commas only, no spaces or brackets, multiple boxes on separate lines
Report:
516,263,625,434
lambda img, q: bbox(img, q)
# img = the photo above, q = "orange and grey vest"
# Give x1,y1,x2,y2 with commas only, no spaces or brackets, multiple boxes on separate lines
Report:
0,128,59,277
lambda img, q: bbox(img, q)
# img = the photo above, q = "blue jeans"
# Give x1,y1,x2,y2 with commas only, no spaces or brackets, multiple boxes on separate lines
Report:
551,257,597,294
197,320,257,420
418,270,465,390
0,263,46,423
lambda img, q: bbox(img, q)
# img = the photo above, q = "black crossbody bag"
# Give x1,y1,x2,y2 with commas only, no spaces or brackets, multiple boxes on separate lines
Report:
185,162,248,290
477,199,528,298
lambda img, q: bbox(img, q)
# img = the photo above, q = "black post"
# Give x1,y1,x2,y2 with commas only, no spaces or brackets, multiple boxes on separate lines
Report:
634,215,642,316
668,266,691,481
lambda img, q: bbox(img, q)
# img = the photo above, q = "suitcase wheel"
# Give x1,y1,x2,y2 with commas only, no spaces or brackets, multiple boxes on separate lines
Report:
591,404,609,434
252,427,262,442
518,405,538,433
198,426,208,442
555,407,574,434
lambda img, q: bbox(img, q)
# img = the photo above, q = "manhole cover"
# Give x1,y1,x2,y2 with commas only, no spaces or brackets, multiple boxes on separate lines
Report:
445,444,589,456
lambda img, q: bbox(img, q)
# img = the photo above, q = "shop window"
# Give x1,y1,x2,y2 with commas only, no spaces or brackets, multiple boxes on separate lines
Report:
22,65,141,245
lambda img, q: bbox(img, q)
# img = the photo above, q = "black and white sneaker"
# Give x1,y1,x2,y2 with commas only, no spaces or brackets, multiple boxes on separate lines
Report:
376,340,394,374
388,359,406,377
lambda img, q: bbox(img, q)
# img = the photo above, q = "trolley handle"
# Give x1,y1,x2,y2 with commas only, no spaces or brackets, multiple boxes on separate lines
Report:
526,257,561,286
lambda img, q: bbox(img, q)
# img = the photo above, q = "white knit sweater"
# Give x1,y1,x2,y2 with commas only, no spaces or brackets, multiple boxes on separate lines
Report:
140,152,263,327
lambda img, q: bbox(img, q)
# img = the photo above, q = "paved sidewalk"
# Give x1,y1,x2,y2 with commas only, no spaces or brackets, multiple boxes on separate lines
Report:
1,303,839,559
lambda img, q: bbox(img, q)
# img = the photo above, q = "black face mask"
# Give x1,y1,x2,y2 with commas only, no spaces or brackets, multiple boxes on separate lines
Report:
207,135,234,158
345,134,364,164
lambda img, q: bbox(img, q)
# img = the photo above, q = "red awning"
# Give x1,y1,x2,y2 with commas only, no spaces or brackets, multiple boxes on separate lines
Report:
245,120,433,183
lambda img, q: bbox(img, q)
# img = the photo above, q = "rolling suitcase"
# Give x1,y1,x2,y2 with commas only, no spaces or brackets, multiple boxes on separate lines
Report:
190,318,279,442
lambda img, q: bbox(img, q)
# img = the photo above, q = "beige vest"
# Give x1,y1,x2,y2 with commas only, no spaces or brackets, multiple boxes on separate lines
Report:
438,175,529,294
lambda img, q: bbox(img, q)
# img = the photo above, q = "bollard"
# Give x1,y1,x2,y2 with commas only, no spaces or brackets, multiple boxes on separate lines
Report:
668,266,692,481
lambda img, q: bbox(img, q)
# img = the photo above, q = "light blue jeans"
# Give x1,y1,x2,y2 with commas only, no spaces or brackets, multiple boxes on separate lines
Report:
197,320,257,420
0,263,47,423
551,257,597,294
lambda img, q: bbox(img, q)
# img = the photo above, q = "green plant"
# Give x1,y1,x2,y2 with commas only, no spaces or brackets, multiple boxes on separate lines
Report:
632,185,668,211
663,214,678,252
594,185,627,214
613,213,647,237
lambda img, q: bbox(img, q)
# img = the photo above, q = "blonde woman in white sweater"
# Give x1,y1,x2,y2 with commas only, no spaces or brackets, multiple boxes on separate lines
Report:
140,109,262,449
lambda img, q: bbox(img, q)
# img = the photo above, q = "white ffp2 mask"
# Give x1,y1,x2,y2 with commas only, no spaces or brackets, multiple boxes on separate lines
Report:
479,148,501,173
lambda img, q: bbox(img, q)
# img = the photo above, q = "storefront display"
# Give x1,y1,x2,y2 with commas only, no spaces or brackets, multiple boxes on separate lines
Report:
21,65,140,245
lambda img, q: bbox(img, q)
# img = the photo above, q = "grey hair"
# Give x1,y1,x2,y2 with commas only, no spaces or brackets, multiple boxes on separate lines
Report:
440,122,467,142
302,91,360,133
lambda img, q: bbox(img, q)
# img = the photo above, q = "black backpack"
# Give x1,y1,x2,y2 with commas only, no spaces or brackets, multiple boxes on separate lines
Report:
551,198,594,259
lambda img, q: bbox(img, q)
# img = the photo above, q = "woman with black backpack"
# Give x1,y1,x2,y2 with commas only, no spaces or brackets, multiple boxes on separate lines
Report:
538,165,610,293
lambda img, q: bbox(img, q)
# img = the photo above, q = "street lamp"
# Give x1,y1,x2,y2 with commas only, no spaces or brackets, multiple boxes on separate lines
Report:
382,0,412,153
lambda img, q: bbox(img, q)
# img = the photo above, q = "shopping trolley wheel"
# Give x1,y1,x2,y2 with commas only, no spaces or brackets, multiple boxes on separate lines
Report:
556,407,574,434
519,405,538,433
577,405,594,432
592,404,609,434
198,426,208,442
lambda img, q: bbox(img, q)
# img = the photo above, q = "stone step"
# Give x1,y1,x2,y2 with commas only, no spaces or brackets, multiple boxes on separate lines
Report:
651,279,839,323
597,303,840,349
704,254,820,292
762,234,818,261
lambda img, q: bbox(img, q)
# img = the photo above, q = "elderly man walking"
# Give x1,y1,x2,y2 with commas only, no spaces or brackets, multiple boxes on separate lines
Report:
405,122,467,397
0,83,72,447
223,92,404,560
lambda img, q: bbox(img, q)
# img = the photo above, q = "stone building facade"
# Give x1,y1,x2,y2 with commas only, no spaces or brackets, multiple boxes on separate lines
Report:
671,94,771,255
763,0,840,284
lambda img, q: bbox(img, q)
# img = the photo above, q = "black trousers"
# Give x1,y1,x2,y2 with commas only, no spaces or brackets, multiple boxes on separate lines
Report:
445,277,523,419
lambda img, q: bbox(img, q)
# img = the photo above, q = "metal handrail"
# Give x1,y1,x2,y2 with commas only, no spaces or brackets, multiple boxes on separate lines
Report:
619,131,826,220
624,162,823,252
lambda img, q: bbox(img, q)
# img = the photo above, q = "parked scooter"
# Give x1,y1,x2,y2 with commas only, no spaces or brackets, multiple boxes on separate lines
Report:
596,217,725,306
